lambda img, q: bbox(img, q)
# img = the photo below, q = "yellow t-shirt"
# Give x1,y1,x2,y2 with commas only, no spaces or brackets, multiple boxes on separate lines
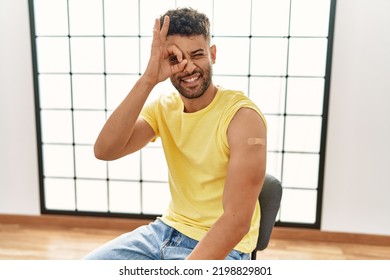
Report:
140,86,266,253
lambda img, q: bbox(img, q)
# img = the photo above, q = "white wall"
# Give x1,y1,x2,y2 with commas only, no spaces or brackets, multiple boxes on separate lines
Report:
0,0,40,215
322,0,390,235
0,0,389,236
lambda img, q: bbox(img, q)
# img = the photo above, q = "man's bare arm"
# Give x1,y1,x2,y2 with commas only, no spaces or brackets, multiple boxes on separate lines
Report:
94,16,187,161
186,108,266,259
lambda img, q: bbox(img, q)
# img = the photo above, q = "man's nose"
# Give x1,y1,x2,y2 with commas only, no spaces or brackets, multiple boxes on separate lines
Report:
183,59,196,74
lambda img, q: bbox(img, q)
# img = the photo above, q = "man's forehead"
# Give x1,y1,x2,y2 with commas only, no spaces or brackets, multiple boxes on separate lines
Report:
166,34,209,52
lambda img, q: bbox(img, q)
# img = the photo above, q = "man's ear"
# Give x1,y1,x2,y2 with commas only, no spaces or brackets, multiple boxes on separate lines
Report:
210,44,216,64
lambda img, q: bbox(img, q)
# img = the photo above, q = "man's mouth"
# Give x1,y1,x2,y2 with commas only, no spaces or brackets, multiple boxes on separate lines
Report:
183,76,199,83
181,73,201,86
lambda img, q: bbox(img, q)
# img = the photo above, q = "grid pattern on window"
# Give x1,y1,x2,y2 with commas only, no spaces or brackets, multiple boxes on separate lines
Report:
29,0,336,227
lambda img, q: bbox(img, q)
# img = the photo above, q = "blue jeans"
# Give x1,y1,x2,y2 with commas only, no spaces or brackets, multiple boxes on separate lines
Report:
83,219,249,260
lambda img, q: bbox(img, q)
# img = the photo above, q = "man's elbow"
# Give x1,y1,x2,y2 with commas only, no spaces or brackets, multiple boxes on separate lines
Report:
94,144,106,160
225,212,252,238
94,143,115,161
237,217,252,237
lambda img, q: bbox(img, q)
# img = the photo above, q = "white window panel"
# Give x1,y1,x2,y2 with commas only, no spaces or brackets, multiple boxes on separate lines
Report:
105,37,140,74
249,77,286,115
264,115,285,151
251,38,288,76
142,182,170,215
73,111,106,145
40,110,73,144
34,0,68,36
72,75,105,109
36,37,70,73
251,0,290,37
282,153,319,189
39,74,72,109
266,152,283,181
108,152,141,181
70,37,104,73
284,116,322,153
76,179,108,212
109,181,141,213
214,0,251,36
140,37,152,74
44,178,75,210
139,0,175,36
42,144,74,178
280,189,317,224
214,76,248,94
290,0,331,37
213,37,250,75
106,75,138,110
68,0,103,36
75,145,107,179
288,38,328,77
286,78,325,115
104,0,139,36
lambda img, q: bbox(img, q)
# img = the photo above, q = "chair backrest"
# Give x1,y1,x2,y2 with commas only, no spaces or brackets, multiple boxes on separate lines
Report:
251,173,283,259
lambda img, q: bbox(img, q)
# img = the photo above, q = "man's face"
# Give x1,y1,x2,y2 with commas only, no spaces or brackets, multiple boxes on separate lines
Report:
166,35,216,100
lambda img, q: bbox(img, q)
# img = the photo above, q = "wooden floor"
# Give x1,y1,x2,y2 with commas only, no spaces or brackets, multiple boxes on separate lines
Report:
1,221,390,260
261,239,390,260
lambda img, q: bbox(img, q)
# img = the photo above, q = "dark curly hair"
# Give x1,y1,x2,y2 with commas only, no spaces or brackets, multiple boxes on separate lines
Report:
160,8,211,43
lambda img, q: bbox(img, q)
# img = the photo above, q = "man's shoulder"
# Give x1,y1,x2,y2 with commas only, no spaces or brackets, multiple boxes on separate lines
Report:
147,92,181,109
218,86,266,129
217,87,257,109
218,87,251,103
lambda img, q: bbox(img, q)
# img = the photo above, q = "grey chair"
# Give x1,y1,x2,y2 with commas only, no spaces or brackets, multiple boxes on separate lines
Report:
251,173,283,260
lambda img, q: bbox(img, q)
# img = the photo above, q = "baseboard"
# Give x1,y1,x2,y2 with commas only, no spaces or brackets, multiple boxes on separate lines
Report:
1,214,389,246
271,227,390,247
0,214,152,231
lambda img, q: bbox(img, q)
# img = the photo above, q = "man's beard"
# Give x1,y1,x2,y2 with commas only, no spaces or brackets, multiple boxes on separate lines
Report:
170,65,213,100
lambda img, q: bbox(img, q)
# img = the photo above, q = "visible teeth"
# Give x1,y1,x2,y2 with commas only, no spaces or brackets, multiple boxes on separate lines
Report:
183,76,199,82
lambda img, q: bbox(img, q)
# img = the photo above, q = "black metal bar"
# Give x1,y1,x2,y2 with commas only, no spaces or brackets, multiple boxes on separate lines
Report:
314,0,338,229
28,0,45,215
42,208,158,220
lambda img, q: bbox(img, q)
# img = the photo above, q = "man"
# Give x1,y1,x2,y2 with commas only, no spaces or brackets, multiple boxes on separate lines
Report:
85,7,266,260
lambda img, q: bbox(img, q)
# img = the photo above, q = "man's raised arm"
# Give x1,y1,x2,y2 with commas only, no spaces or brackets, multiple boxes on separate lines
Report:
94,16,188,161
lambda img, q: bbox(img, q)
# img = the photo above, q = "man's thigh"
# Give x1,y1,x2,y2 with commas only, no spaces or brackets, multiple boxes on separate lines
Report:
83,220,166,260
83,219,249,260
160,229,250,260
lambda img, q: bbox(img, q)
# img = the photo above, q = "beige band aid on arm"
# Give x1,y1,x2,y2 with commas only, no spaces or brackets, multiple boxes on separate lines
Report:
247,137,266,145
